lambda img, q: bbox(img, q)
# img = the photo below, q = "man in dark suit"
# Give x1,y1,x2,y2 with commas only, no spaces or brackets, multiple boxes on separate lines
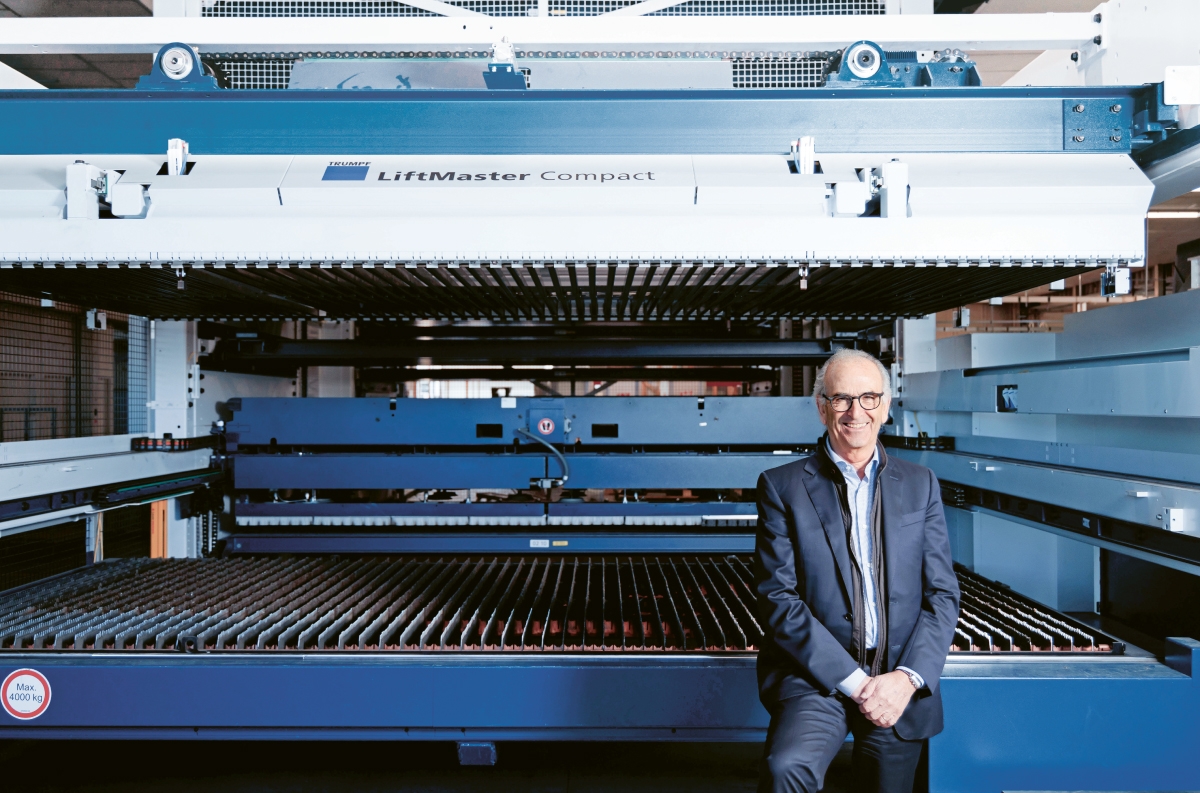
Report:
755,348,960,793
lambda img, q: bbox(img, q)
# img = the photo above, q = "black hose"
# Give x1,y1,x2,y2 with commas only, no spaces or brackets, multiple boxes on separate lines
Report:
515,427,570,486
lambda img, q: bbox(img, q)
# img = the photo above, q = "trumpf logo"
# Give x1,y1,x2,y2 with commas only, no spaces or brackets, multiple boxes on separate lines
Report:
322,161,372,181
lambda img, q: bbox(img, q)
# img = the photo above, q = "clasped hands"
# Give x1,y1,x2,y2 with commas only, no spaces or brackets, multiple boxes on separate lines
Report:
851,670,916,729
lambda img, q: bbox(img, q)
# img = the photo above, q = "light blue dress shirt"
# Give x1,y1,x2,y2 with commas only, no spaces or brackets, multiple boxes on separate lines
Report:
826,440,925,697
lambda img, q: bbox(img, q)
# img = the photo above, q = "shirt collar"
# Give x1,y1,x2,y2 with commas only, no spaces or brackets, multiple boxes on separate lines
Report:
825,438,880,483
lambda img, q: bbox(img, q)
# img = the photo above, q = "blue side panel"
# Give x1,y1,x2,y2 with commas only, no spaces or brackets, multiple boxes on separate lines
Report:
563,397,822,447
0,89,1137,155
3,652,1200,793
227,397,823,448
233,454,544,489
232,452,797,490
227,398,520,447
228,533,756,554
235,501,758,518
547,503,757,517
564,453,799,489
236,502,546,518
0,656,766,739
929,652,1200,793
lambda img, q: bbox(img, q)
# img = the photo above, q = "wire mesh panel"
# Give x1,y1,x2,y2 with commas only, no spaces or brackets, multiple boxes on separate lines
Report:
0,555,1120,653
0,522,86,593
452,0,536,13
202,0,437,15
125,316,150,434
202,0,882,13
0,292,147,441
101,505,152,560
650,0,884,14
214,59,295,90
732,56,831,88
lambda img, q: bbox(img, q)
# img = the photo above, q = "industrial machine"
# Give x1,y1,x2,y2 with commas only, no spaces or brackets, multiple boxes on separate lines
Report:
2,2,1200,792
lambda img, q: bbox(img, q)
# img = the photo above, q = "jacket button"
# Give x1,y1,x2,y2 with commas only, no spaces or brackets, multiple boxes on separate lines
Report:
843,613,852,622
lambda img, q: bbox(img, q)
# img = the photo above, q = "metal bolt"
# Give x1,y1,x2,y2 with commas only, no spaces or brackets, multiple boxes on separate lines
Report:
1110,104,1121,113
1073,135,1086,142
1110,134,1122,142
1094,35,1103,46
1073,103,1085,113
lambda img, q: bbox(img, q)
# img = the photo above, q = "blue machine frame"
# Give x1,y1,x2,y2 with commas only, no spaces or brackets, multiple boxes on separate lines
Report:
2,641,1198,793
2,60,1199,792
0,84,1171,157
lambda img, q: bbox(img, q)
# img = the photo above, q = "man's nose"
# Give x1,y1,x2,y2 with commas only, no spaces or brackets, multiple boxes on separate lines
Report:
844,401,867,421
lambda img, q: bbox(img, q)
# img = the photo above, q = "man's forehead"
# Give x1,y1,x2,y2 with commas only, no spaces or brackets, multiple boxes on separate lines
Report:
825,359,884,389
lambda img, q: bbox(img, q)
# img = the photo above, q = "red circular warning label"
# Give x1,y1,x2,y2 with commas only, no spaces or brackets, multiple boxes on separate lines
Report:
537,418,555,435
2,668,51,720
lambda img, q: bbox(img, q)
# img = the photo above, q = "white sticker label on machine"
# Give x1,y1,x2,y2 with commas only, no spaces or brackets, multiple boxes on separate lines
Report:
3,668,51,720
530,539,550,548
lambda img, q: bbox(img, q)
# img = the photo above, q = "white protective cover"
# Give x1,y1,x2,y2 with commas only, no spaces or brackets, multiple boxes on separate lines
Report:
0,152,1152,266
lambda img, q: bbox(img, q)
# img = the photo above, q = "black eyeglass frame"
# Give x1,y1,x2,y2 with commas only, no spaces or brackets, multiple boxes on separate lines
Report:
821,392,885,412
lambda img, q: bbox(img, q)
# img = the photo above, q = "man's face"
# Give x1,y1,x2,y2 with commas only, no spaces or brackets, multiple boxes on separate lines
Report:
817,358,891,456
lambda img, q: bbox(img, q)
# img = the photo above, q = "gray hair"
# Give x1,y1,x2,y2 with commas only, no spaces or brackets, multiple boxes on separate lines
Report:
813,348,892,402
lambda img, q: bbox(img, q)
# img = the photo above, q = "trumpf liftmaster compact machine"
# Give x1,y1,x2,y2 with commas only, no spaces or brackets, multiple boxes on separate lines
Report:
2,2,1200,791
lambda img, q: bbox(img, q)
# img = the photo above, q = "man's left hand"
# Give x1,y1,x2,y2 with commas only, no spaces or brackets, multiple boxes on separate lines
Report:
857,670,916,729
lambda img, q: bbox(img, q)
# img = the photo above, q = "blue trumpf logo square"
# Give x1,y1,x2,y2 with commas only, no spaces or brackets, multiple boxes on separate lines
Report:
322,165,370,181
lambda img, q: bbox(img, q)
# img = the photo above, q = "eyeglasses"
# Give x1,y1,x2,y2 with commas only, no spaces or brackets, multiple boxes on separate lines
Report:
822,392,884,412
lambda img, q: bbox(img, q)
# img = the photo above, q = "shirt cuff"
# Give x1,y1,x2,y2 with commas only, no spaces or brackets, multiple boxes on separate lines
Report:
897,666,925,690
837,667,869,698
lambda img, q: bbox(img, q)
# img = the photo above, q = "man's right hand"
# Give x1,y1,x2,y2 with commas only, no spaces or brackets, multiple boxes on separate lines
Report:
856,671,917,729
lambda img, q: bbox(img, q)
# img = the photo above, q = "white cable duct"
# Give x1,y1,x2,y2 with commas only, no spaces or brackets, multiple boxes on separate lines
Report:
0,153,1153,266
0,14,1100,55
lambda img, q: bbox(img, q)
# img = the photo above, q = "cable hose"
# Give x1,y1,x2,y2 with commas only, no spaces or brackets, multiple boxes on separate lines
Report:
515,427,570,486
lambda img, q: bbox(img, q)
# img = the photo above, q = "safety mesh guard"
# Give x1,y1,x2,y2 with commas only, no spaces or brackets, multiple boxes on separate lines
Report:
213,59,295,90
202,0,884,14
546,0,883,14
202,0,437,15
732,56,830,88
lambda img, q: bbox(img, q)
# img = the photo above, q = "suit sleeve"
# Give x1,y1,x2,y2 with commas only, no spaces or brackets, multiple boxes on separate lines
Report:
894,468,961,695
755,471,861,695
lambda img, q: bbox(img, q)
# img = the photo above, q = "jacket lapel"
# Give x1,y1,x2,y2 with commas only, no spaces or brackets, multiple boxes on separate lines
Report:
801,454,854,602
879,462,903,663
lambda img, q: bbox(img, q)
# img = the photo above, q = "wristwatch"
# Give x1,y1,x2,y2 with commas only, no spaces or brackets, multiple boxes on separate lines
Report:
900,669,922,690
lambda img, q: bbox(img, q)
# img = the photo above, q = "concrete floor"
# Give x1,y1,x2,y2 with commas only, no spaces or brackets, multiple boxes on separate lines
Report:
0,740,860,792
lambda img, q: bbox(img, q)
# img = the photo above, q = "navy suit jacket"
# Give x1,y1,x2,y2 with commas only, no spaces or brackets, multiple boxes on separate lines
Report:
753,444,960,740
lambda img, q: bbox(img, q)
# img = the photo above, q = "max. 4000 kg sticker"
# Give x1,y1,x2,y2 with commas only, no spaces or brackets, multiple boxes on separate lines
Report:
2,669,51,720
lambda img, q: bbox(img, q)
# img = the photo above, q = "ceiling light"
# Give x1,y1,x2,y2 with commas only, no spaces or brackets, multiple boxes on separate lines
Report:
1147,211,1200,219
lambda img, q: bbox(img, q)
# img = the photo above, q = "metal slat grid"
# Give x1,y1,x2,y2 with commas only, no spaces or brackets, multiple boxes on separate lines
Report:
953,567,1116,653
0,556,1120,654
0,262,1101,323
0,556,763,653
